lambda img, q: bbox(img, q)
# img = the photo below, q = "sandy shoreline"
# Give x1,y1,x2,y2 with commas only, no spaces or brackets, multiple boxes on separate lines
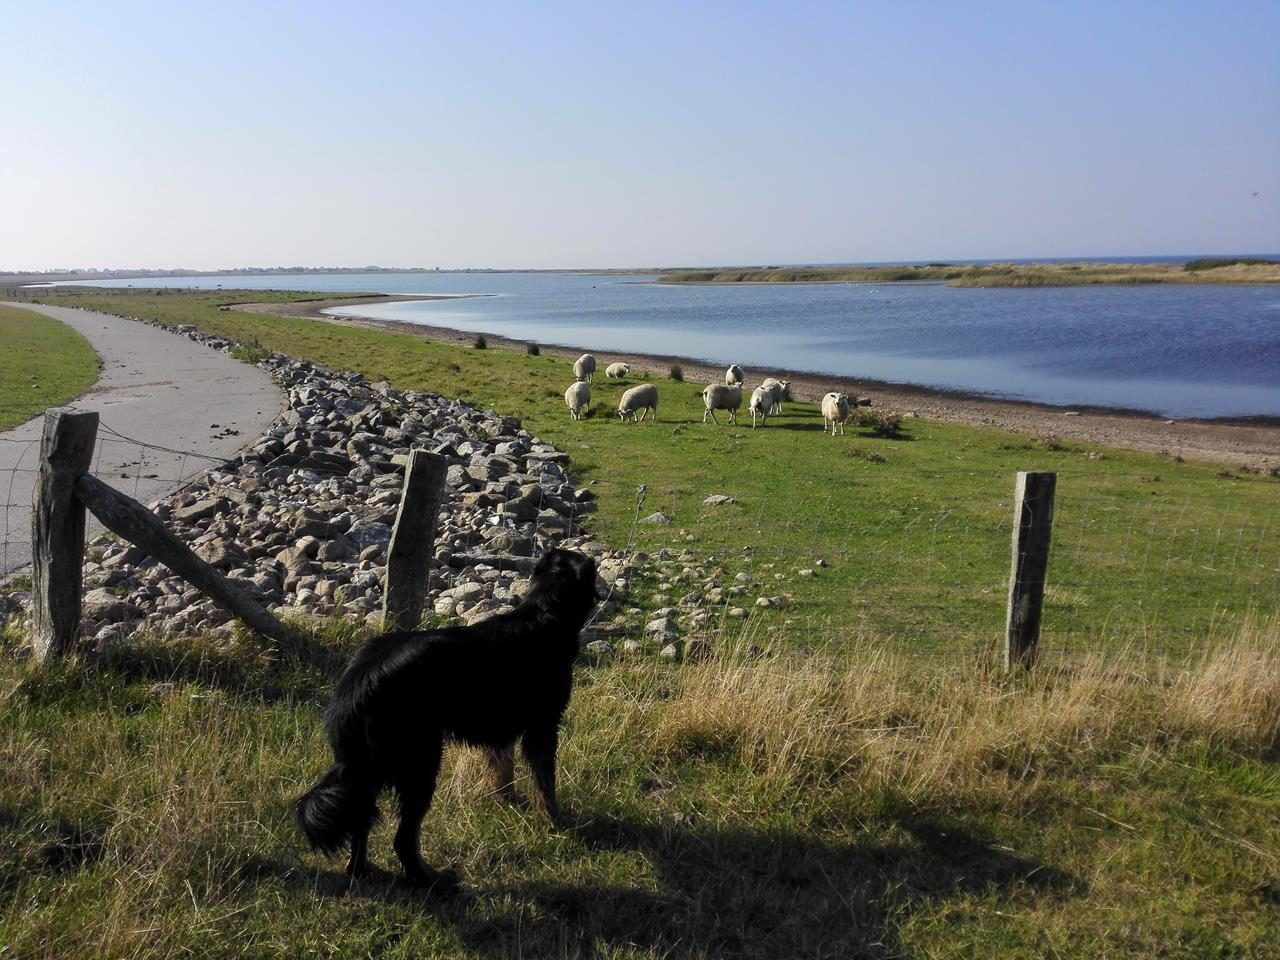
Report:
235,295,1280,472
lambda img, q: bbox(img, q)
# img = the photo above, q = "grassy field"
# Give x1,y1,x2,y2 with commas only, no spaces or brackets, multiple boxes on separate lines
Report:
23,287,1280,659
1,624,1277,958
2,287,1277,957
0,305,100,430
663,260,1280,287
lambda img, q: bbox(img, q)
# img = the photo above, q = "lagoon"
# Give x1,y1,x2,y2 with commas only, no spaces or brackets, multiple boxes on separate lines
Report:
54,271,1280,419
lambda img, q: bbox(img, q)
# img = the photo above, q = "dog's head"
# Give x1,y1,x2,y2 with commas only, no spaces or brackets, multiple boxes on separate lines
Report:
529,549,601,622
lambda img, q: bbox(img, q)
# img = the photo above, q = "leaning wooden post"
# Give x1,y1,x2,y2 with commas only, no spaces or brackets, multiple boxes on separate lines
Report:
74,473,293,646
31,409,100,663
383,449,448,632
1004,471,1057,670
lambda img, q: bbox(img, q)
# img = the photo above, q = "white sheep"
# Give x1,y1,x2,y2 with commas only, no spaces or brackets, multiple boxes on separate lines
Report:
760,377,793,413
725,364,745,386
701,383,742,425
573,353,597,382
821,392,851,435
605,361,630,379
749,386,773,428
565,381,592,421
617,383,659,422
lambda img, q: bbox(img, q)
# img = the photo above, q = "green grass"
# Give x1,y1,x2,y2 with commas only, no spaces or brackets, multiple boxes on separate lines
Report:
23,287,1280,659
0,305,100,429
0,625,1276,958
663,261,1280,287
3,288,1279,956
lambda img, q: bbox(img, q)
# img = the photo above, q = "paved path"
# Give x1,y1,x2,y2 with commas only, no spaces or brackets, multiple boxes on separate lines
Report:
0,303,283,576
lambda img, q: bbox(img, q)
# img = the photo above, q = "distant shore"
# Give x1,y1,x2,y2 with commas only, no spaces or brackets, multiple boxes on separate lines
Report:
661,259,1280,287
235,295,1280,472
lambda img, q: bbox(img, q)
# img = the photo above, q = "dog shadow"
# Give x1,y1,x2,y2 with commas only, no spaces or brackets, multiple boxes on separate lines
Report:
269,807,1080,958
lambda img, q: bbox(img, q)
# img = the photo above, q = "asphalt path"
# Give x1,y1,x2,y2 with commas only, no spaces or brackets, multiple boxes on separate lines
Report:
0,303,283,576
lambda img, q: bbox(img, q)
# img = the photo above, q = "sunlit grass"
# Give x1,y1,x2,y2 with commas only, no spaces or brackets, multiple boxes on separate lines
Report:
0,619,1276,957
23,287,1280,657
0,305,100,429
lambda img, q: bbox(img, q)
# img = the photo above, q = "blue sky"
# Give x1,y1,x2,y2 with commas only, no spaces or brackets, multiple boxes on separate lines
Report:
3,1,1276,269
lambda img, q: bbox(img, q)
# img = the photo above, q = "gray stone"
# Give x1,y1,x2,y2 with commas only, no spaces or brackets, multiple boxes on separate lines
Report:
347,521,393,550
82,588,143,623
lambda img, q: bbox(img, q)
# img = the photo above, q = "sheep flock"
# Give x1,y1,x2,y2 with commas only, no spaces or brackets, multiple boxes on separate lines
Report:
563,354,870,432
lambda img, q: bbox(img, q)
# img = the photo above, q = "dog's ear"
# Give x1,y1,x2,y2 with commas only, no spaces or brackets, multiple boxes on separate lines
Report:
534,550,570,579
535,549,593,583
534,550,598,600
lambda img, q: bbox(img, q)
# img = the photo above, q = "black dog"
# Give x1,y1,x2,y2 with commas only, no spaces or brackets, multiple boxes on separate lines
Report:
295,548,599,887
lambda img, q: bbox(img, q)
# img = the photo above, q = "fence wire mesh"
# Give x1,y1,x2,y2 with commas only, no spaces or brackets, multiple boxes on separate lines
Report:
1,420,225,577
3,410,1277,662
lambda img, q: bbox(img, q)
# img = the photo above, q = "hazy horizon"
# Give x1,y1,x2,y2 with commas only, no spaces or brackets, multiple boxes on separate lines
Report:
4,1,1276,272
14,252,1280,277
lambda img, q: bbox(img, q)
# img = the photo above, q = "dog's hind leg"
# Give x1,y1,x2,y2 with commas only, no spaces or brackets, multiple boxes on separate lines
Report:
521,724,560,822
391,737,453,888
483,745,517,802
345,783,380,880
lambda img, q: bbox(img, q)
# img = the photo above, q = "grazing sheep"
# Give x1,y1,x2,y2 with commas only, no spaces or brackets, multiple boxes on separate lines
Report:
574,354,597,382
725,364,745,386
605,361,630,379
760,377,793,413
617,383,659,422
701,383,742,425
565,381,592,421
748,386,773,428
821,392,851,435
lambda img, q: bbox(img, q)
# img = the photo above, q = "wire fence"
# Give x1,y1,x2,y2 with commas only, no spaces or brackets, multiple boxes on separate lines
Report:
1,421,226,577
4,414,1278,662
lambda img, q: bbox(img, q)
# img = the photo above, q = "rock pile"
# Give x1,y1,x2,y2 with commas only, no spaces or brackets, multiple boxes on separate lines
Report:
4,319,797,657
8,326,636,646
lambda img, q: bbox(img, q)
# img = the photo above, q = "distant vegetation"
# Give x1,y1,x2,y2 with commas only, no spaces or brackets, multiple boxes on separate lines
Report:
663,260,1280,287
1184,256,1280,271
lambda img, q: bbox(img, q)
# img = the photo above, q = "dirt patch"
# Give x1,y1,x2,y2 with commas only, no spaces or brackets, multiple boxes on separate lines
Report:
236,297,1280,472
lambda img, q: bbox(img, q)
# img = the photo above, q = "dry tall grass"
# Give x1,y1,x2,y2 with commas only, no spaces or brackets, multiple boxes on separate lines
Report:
2,620,1277,957
609,618,1280,810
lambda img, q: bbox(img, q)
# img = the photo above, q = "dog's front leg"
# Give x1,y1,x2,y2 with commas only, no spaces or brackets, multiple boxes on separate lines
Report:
521,725,560,822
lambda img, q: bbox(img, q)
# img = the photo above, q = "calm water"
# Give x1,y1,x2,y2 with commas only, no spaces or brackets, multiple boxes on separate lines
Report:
50,272,1280,418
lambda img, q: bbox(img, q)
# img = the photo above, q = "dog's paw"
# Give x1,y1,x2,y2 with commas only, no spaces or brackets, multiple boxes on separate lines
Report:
404,865,461,897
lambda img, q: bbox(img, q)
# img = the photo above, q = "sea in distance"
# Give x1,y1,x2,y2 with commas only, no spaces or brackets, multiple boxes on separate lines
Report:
50,266,1280,420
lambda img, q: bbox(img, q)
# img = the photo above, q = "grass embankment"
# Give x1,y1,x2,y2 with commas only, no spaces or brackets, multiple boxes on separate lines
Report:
0,305,100,430
1,625,1277,958
3,288,1278,956
663,259,1280,287
25,287,1280,657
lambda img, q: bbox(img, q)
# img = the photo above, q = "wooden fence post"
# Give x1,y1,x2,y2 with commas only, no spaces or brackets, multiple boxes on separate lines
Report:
74,473,293,646
1004,471,1057,670
31,409,99,663
383,449,449,632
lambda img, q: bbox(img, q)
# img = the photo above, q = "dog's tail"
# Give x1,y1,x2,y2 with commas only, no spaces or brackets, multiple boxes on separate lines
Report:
294,762,378,857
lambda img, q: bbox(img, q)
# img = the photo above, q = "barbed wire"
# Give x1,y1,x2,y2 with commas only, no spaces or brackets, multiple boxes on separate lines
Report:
96,421,232,463
1,407,1276,655
1,420,240,576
